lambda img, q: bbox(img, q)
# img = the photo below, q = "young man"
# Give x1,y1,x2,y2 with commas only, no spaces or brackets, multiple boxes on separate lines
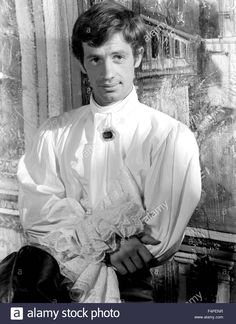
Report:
17,1,201,302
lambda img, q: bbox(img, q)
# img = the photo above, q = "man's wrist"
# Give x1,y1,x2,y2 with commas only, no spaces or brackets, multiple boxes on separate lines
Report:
103,234,122,266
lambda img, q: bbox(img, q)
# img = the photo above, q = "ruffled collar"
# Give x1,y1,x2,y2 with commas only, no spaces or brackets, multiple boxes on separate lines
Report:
90,86,138,115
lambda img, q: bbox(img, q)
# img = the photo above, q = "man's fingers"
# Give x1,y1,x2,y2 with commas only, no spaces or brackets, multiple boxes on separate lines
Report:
139,234,161,245
122,258,137,274
109,236,158,275
129,253,144,271
137,244,154,265
112,261,127,275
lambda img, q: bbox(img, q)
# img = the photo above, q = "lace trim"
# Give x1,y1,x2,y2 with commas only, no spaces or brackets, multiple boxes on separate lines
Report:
24,167,148,300
31,199,146,285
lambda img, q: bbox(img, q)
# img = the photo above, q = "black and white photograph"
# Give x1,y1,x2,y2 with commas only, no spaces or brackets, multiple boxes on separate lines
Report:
0,0,235,319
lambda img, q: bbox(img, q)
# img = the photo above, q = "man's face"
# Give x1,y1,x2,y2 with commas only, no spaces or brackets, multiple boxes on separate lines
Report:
81,32,143,106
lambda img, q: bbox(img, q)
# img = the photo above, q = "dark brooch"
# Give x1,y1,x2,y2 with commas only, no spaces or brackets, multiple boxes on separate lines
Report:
102,128,116,141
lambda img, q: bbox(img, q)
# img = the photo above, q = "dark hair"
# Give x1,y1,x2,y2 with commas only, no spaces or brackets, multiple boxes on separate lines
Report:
72,0,146,63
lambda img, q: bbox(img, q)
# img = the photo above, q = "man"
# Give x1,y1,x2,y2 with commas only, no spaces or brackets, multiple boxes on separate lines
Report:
17,1,201,302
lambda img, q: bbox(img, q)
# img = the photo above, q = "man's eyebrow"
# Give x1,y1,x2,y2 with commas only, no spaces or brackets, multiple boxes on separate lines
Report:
85,54,102,59
111,50,128,55
85,50,128,59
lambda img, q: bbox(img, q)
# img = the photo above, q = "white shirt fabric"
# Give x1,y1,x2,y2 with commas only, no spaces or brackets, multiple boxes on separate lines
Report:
17,87,201,302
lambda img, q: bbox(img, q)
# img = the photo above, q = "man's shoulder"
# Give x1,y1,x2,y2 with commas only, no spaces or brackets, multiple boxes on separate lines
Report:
136,101,180,130
136,101,196,146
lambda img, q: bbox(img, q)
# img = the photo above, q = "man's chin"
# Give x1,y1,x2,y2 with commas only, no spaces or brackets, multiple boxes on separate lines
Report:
96,92,124,106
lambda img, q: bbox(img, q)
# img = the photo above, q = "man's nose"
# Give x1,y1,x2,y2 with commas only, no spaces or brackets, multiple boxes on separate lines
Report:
102,59,114,80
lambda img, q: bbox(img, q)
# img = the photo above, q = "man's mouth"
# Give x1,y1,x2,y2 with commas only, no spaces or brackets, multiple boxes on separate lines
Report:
100,83,120,90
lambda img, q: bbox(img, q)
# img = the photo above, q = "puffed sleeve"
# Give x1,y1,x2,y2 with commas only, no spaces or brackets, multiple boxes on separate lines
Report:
143,122,201,264
17,118,89,278
17,117,85,237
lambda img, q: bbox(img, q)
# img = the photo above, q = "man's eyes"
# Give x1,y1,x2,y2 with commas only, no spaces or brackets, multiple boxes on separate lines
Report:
90,57,100,64
113,54,125,62
89,55,125,65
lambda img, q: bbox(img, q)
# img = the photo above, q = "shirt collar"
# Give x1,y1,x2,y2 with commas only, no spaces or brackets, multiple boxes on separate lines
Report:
90,86,138,115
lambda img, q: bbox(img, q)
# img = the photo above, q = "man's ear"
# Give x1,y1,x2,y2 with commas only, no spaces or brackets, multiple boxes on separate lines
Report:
134,47,144,68
78,60,87,74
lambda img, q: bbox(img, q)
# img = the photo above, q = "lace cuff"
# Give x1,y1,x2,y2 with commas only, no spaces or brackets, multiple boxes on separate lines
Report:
31,201,146,281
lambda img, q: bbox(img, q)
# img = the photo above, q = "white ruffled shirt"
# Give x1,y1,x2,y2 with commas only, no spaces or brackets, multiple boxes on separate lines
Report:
17,87,201,302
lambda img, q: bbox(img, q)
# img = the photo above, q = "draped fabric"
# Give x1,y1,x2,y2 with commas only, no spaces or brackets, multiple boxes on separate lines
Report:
17,87,201,302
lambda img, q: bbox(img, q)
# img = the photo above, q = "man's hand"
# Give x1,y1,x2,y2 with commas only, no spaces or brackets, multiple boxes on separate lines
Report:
109,234,160,275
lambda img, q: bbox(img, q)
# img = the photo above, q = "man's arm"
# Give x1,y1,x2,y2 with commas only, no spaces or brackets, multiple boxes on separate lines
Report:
123,122,201,269
17,118,87,280
142,123,201,262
